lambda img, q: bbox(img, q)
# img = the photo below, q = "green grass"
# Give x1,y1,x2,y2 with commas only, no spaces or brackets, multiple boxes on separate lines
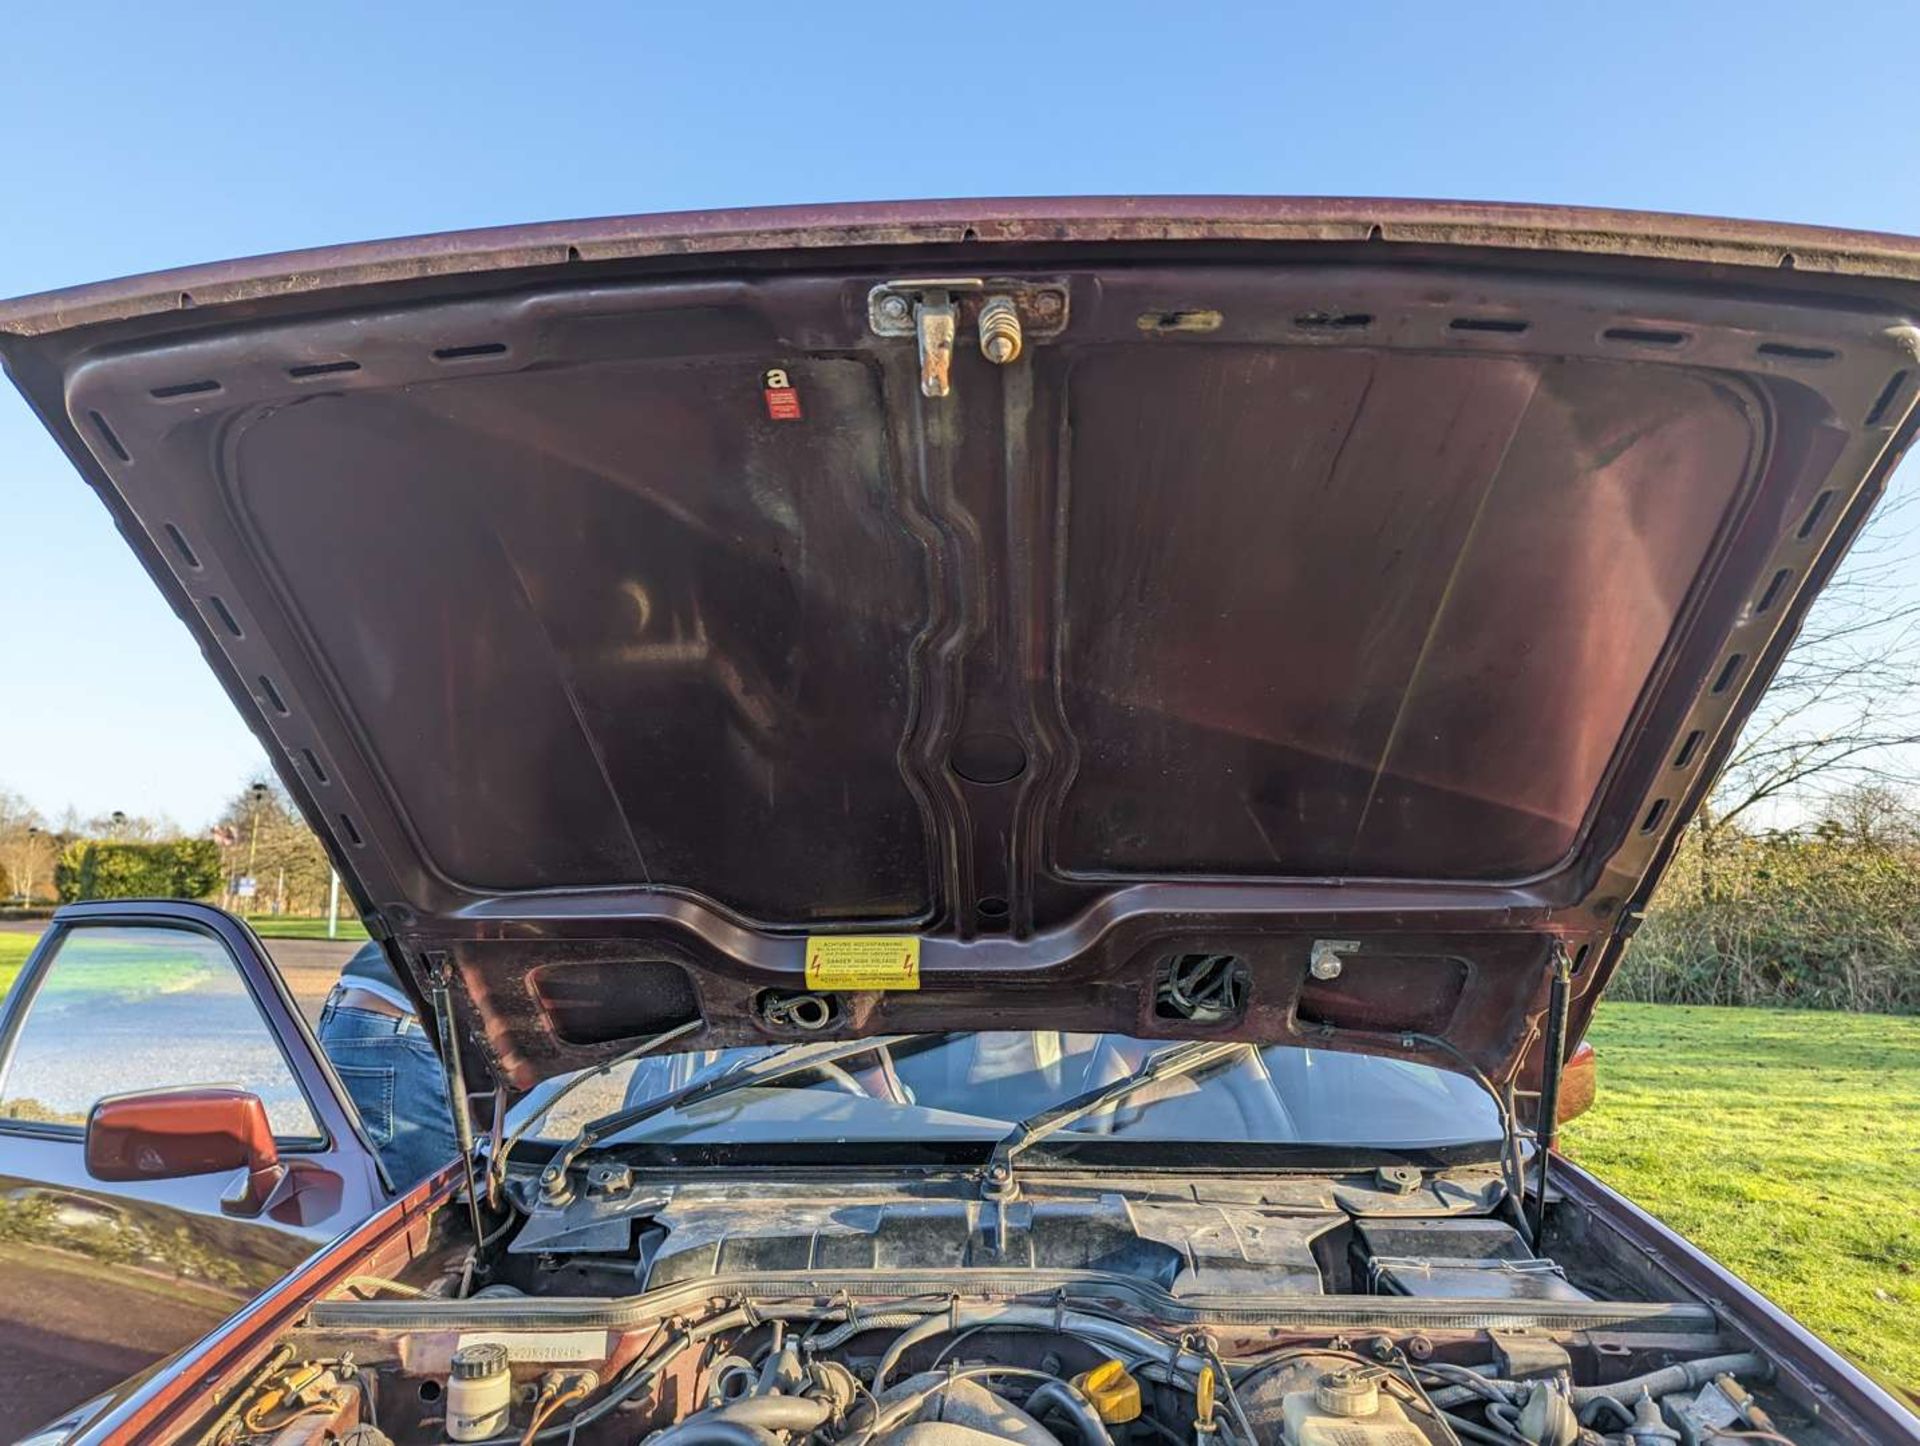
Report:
0,932,34,998
241,915,368,941
1564,1003,1920,1390
0,916,364,998
0,929,225,1014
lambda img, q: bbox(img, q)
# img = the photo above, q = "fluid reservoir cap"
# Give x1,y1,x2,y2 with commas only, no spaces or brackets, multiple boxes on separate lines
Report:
1313,1368,1381,1418
451,1342,510,1380
1072,1359,1143,1423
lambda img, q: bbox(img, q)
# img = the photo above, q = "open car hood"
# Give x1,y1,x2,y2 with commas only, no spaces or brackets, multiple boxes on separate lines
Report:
6,198,1918,1093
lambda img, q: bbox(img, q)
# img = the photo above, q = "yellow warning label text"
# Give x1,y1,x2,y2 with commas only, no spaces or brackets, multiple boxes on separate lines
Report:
804,935,921,991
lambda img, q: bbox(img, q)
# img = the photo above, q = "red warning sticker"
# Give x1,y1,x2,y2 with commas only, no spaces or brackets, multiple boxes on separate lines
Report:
763,367,802,421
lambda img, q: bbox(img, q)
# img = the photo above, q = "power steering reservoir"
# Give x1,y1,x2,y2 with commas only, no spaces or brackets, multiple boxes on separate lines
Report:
445,1341,513,1441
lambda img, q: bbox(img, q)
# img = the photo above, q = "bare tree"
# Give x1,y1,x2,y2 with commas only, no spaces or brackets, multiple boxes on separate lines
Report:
211,776,338,916
1697,480,1920,859
1812,781,1920,848
79,809,180,843
0,787,57,904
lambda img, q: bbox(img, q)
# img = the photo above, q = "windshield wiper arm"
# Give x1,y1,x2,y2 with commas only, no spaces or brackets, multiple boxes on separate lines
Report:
980,1039,1253,1199
489,1018,703,1203
536,1032,942,1204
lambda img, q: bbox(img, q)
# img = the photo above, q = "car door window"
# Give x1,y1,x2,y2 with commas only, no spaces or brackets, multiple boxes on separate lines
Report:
0,924,321,1142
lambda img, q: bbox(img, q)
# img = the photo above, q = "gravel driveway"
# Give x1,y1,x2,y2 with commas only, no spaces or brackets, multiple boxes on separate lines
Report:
258,938,363,1022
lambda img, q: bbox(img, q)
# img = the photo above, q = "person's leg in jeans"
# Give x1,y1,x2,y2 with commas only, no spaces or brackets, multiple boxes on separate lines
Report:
317,1001,459,1188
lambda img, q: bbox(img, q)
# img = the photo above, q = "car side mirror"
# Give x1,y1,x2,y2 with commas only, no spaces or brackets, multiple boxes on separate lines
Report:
85,1086,285,1217
1556,1041,1598,1124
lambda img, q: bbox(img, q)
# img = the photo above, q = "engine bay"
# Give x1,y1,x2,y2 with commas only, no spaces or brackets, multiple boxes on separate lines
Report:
198,1167,1825,1446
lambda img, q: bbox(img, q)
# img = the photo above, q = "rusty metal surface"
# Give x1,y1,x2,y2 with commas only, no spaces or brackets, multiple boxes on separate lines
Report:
4,201,1919,1097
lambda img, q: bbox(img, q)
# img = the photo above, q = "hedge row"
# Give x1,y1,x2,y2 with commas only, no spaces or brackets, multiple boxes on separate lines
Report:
54,839,224,903
1613,830,1920,1014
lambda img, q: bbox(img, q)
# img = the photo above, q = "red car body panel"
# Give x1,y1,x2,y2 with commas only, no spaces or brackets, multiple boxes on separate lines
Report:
72,1168,458,1445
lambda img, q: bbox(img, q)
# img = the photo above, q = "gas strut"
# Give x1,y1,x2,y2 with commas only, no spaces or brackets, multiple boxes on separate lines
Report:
425,949,489,1253
1528,941,1574,1247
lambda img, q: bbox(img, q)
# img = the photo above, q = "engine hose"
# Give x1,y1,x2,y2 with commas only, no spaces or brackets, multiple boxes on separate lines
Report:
703,1396,836,1433
1568,1352,1768,1407
1426,1377,1516,1411
809,1313,933,1352
873,1307,1208,1389
1438,1412,1524,1446
644,1421,784,1446
1025,1380,1117,1446
1426,1352,1769,1413
1579,1395,1638,1429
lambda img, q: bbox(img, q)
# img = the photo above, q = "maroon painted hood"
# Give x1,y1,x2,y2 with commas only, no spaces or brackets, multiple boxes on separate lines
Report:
6,198,1918,1091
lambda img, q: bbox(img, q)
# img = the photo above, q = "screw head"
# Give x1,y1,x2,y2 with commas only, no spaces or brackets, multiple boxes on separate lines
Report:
1033,291,1063,319
879,294,910,322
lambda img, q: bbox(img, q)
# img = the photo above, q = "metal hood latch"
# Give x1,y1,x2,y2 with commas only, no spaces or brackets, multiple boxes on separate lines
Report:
868,278,1068,398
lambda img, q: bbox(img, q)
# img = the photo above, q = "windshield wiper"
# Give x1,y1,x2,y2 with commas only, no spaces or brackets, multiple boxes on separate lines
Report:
979,1039,1253,1199
535,1033,943,1204
488,1018,703,1203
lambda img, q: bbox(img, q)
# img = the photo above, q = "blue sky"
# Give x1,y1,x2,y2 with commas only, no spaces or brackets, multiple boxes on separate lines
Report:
5,0,1920,826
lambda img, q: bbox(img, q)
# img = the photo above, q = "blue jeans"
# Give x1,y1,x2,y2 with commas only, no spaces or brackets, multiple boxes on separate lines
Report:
317,1000,459,1189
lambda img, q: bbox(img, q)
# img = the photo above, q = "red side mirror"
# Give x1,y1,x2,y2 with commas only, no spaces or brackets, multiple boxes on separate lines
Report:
1556,1040,1598,1124
85,1087,283,1216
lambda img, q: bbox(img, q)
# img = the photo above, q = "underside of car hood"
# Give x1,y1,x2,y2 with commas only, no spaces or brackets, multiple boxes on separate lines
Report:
5,198,1918,1092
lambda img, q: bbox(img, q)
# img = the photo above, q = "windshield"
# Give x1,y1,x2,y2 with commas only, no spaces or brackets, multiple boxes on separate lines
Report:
513,1033,1501,1153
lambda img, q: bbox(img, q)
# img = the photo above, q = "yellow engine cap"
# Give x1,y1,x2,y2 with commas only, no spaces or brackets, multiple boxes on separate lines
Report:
1072,1359,1143,1424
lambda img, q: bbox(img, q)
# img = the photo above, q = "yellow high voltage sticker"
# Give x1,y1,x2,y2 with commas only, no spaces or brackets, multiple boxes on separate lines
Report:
804,935,921,991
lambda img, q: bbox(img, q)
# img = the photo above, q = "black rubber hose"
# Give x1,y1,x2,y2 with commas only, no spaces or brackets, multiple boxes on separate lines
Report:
1426,1352,1769,1412
644,1419,784,1446
705,1397,836,1433
1026,1381,1116,1446
1568,1352,1767,1407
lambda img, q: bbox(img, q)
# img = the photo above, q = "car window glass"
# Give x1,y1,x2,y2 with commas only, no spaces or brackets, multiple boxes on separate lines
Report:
0,925,320,1142
511,1033,1503,1149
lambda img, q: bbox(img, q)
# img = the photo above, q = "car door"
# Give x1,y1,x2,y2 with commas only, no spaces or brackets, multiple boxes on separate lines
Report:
0,901,389,1439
